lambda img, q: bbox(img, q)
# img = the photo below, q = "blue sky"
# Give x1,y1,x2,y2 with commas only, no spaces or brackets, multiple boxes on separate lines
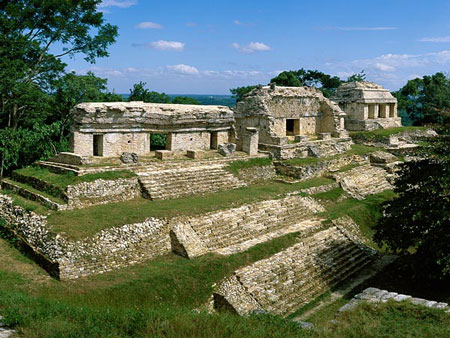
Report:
62,0,450,94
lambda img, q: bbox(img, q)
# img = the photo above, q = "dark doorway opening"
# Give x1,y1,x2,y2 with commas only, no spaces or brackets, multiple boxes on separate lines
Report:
286,119,295,136
210,131,218,149
93,135,103,156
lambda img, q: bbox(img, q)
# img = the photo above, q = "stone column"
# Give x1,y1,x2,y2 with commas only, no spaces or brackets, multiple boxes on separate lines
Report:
242,127,259,156
379,104,387,118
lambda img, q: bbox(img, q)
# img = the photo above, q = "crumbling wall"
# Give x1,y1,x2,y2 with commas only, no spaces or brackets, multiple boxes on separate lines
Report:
0,194,170,280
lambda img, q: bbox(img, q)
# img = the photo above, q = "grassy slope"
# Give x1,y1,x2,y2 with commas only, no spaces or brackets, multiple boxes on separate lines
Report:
350,126,426,142
226,158,273,175
14,167,137,189
47,177,333,239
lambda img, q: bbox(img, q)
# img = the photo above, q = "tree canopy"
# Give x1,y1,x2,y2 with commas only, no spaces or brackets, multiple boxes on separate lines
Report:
374,114,450,279
394,72,450,126
0,0,118,129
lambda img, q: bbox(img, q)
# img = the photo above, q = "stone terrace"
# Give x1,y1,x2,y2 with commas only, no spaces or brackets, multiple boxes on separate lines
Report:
213,217,378,316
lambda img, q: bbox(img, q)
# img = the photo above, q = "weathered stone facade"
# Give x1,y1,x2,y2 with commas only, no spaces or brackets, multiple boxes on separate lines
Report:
333,82,402,131
213,216,377,316
70,102,234,157
234,85,349,159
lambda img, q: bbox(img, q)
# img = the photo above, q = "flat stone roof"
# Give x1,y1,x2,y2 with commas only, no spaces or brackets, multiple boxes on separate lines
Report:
333,81,397,104
72,102,234,131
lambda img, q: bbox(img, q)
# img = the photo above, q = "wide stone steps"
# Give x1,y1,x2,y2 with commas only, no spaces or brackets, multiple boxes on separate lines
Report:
138,165,246,200
213,221,377,316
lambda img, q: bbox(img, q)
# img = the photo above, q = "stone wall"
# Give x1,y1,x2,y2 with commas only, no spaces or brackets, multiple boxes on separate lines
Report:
0,194,170,279
102,132,149,157
167,132,211,151
66,178,141,209
213,217,377,316
170,195,325,258
235,165,277,184
274,154,367,180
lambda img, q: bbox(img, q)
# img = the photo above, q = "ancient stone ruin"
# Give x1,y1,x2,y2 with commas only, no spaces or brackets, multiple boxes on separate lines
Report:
333,81,402,131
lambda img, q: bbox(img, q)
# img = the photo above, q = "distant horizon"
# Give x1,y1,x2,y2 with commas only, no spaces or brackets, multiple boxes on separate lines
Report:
63,0,450,93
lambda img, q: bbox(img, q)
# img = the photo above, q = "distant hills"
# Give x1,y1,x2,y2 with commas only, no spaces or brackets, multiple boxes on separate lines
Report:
121,94,236,107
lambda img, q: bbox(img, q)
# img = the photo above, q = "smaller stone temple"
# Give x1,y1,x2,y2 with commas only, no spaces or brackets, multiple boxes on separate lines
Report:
70,101,234,157
333,81,401,131
234,84,351,159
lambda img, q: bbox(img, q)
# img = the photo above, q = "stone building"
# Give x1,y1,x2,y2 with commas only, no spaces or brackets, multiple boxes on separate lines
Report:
233,85,351,159
70,101,234,157
333,81,402,131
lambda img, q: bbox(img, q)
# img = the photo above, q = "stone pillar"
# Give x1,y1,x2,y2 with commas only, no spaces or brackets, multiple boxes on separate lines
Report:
242,127,259,156
362,104,369,120
379,104,387,118
385,104,390,118
373,104,379,119
389,103,397,118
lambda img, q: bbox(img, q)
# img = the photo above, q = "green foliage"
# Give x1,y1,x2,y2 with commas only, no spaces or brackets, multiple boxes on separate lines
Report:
229,85,258,102
374,121,450,278
270,69,342,97
0,123,68,176
171,96,201,105
0,0,118,130
349,126,426,143
129,82,171,103
150,134,167,150
345,70,367,82
394,72,450,126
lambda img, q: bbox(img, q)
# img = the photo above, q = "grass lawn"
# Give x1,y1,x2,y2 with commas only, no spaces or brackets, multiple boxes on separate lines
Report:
2,179,66,205
0,189,50,215
14,166,137,189
283,144,384,166
47,177,333,239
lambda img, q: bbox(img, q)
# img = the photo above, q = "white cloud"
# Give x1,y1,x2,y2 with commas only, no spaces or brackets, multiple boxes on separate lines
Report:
375,63,396,72
234,20,243,25
167,64,199,75
186,22,198,27
99,0,137,8
419,36,450,43
148,40,185,51
232,42,272,53
136,22,163,29
320,26,398,31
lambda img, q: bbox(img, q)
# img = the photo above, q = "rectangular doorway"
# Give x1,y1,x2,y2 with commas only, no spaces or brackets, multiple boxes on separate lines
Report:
93,135,103,157
210,131,218,149
286,119,300,136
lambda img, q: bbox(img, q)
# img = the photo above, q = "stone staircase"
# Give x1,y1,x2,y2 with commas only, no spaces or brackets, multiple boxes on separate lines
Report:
170,195,326,258
138,164,247,200
333,165,392,200
213,217,377,316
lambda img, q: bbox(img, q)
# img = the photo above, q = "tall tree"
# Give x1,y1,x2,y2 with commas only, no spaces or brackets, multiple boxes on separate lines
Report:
0,0,118,129
394,72,450,126
128,82,171,103
374,113,450,279
270,69,342,97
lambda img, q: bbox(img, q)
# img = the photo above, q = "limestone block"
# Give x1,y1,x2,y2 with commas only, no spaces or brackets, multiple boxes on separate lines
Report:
218,143,236,157
369,151,398,165
318,133,331,140
155,150,175,160
170,221,209,259
186,150,206,159
120,152,139,163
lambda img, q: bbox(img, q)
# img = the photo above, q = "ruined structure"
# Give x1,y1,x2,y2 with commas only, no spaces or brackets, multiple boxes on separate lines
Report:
70,101,234,157
234,85,351,159
333,81,401,131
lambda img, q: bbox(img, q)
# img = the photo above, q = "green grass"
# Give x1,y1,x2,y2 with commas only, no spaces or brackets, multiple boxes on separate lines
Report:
226,158,273,175
0,189,50,215
283,144,384,166
14,166,137,190
322,190,396,248
315,300,450,338
2,179,66,205
47,177,334,239
350,126,426,143
312,187,346,202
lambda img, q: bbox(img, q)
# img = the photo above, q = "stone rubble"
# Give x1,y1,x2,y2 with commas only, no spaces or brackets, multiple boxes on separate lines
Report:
338,287,450,314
